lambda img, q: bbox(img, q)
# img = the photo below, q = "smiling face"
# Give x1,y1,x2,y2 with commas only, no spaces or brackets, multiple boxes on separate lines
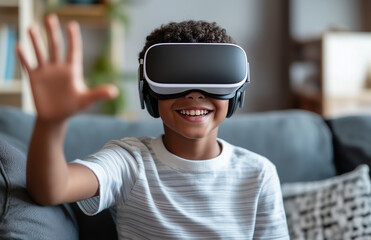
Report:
158,91,229,142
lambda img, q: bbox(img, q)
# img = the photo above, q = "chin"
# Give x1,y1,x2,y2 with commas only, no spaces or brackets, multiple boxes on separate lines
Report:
172,126,218,141
181,131,208,140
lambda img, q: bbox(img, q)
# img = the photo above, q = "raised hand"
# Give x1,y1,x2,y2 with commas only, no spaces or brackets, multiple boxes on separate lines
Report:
17,14,118,122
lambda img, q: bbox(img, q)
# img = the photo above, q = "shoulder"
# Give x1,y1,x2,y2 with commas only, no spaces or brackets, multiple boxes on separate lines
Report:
219,138,277,180
102,136,154,153
86,136,156,167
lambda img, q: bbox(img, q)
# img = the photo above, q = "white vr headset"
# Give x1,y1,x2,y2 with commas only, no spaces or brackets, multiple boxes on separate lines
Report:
138,43,250,118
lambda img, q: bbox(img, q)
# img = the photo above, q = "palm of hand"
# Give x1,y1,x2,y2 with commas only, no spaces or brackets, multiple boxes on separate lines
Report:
17,15,117,122
29,63,86,120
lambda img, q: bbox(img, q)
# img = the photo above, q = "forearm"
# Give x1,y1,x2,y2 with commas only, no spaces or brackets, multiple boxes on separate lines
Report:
20,15,106,205
27,118,69,205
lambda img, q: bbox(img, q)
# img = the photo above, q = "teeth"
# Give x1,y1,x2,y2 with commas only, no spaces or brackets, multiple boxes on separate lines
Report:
180,109,209,116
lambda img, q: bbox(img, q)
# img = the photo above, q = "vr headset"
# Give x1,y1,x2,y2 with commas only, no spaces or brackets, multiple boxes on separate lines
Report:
138,43,250,118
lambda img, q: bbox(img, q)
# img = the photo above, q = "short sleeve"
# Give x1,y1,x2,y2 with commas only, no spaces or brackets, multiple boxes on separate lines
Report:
253,166,290,239
72,138,142,216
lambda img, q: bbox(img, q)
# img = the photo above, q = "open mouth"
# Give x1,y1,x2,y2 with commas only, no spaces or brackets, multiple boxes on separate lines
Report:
177,109,211,117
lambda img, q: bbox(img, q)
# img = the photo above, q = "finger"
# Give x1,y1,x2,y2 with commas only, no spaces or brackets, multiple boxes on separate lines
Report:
16,44,32,74
45,14,63,63
66,21,83,65
81,84,119,107
28,25,47,66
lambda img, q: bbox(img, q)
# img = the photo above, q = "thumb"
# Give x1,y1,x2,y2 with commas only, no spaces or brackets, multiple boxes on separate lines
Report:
82,84,119,107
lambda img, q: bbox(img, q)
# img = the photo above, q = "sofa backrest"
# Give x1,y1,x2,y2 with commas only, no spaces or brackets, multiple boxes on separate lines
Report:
219,110,336,183
0,106,336,183
66,109,336,183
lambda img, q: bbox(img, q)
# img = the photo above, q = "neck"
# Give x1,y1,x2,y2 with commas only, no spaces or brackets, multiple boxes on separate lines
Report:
162,128,221,160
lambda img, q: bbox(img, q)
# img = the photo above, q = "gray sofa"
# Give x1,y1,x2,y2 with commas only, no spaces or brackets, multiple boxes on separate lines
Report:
0,106,370,239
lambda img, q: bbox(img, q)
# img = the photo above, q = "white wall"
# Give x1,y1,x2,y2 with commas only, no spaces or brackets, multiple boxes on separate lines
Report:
124,0,256,71
290,0,361,39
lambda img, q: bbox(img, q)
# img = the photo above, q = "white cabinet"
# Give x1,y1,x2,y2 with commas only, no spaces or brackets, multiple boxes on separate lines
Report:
290,33,371,117
0,0,34,113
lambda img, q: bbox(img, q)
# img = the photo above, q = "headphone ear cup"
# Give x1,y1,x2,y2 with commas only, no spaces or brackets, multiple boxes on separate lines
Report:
141,80,160,118
226,90,244,118
144,93,160,118
226,95,238,118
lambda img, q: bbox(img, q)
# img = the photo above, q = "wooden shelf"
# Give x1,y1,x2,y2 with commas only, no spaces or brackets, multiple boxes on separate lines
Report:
290,36,324,115
46,4,109,26
0,0,19,7
0,6,18,18
0,80,22,94
291,38,322,62
323,92,371,117
294,91,323,114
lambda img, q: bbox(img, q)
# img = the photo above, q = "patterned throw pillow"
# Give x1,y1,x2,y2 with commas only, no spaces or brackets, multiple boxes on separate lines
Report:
282,165,371,240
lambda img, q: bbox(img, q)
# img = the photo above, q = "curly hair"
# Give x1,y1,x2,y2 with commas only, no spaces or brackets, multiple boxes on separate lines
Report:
138,20,234,60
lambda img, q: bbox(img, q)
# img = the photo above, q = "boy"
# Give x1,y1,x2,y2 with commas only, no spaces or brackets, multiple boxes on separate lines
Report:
17,14,289,239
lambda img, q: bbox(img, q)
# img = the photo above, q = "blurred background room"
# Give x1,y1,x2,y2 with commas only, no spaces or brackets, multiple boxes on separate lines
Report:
1,0,371,119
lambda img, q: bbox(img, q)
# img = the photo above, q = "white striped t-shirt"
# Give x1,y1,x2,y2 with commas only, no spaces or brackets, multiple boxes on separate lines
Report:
73,136,289,239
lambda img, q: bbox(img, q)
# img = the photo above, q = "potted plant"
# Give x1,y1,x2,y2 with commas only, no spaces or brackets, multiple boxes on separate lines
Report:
87,0,132,115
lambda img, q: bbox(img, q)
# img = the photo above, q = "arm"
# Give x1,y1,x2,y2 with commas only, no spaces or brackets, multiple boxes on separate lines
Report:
17,14,118,205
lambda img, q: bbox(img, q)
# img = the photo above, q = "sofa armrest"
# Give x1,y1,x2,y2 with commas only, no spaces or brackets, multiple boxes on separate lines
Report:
0,139,79,239
326,114,371,175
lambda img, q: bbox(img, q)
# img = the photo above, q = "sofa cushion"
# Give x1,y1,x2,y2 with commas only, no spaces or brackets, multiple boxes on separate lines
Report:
326,115,371,175
0,140,78,239
219,110,336,183
64,114,163,162
282,165,371,239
